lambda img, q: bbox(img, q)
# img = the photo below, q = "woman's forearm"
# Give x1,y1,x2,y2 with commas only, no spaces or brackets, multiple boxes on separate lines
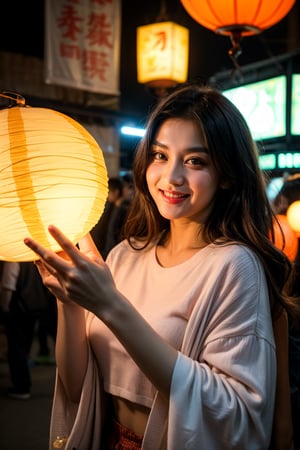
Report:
55,301,89,403
99,289,178,399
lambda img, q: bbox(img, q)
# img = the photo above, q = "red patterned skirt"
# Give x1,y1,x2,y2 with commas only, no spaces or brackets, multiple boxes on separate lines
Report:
102,417,144,450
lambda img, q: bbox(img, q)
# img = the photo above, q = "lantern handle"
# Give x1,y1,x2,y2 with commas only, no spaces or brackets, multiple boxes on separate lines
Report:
157,0,168,21
0,91,26,107
228,31,243,82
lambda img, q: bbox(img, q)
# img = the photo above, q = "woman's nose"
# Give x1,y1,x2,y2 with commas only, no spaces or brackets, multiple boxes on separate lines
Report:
163,161,185,186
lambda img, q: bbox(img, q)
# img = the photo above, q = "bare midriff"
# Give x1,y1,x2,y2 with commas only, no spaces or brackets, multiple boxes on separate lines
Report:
112,395,151,435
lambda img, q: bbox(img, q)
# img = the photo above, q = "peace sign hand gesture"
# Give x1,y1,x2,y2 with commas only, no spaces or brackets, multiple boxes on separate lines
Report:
24,225,117,316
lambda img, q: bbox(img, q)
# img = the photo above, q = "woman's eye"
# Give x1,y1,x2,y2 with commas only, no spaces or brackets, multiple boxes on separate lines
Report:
152,151,166,161
186,157,206,166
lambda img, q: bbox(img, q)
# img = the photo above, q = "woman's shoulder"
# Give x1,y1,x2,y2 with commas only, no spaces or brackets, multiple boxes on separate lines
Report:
208,241,264,274
210,240,258,258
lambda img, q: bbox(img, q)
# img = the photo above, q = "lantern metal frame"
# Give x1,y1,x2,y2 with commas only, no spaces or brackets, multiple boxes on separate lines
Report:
0,91,26,108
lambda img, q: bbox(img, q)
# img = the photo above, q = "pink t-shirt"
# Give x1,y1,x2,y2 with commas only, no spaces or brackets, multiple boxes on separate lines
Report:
89,241,214,407
90,242,218,408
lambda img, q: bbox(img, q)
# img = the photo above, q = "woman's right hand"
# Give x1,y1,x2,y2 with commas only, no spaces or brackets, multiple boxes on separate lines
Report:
25,226,115,316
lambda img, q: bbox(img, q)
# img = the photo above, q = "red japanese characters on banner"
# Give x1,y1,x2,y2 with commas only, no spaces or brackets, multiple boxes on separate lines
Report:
45,0,121,95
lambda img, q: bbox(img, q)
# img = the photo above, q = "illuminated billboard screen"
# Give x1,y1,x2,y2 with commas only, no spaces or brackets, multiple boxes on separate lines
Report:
291,74,300,135
223,75,286,141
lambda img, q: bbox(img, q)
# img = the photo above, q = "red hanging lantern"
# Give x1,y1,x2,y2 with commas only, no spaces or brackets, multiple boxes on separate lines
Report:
181,0,295,66
273,214,299,261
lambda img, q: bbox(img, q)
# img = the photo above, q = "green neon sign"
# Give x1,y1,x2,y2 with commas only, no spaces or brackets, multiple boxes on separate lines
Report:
259,154,276,170
259,152,300,170
278,152,300,169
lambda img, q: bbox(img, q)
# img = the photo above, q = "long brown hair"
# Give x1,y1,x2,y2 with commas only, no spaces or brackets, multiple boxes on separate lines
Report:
123,83,300,321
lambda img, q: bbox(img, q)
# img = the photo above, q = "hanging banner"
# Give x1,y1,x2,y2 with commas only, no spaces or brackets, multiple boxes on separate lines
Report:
45,0,121,95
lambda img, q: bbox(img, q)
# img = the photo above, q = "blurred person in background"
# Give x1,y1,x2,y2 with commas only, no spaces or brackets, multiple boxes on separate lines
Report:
0,261,56,400
90,176,123,258
34,291,57,365
103,172,134,257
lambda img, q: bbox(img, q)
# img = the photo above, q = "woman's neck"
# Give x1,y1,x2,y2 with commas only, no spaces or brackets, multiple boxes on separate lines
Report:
156,222,208,267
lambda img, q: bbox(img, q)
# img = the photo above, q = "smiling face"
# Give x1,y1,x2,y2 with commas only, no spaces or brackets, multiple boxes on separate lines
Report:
146,118,220,224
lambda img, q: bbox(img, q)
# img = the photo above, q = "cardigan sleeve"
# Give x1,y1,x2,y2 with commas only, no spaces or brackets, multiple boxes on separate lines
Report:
49,342,105,450
164,248,277,450
168,336,276,450
49,313,106,450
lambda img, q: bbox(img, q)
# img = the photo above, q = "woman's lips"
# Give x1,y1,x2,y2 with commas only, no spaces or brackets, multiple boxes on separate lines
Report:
160,189,189,204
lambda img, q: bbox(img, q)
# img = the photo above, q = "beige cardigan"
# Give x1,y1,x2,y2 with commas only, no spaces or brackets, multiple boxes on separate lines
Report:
49,242,278,449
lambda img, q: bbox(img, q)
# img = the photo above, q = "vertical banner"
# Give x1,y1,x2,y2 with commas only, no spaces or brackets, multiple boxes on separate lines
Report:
45,0,121,95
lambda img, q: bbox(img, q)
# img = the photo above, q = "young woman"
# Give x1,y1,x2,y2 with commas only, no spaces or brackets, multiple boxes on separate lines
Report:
24,84,299,449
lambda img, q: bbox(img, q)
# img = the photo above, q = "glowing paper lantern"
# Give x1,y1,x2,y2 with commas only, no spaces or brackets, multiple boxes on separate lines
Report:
287,200,300,233
180,0,295,35
137,21,189,93
0,102,108,262
273,214,298,261
180,0,295,64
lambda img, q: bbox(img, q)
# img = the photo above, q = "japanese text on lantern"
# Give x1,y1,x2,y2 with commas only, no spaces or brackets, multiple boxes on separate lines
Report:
137,21,189,85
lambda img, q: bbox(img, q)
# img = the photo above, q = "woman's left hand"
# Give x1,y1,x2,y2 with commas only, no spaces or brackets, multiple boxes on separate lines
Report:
24,225,117,315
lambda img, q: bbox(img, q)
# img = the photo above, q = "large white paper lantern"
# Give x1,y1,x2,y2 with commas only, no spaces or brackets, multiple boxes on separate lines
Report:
0,101,108,261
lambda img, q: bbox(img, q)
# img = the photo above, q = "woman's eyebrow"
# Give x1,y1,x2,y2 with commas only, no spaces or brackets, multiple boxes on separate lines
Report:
152,140,208,153
152,139,167,149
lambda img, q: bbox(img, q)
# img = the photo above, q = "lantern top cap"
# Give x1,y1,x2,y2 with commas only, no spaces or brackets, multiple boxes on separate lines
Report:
216,24,261,37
